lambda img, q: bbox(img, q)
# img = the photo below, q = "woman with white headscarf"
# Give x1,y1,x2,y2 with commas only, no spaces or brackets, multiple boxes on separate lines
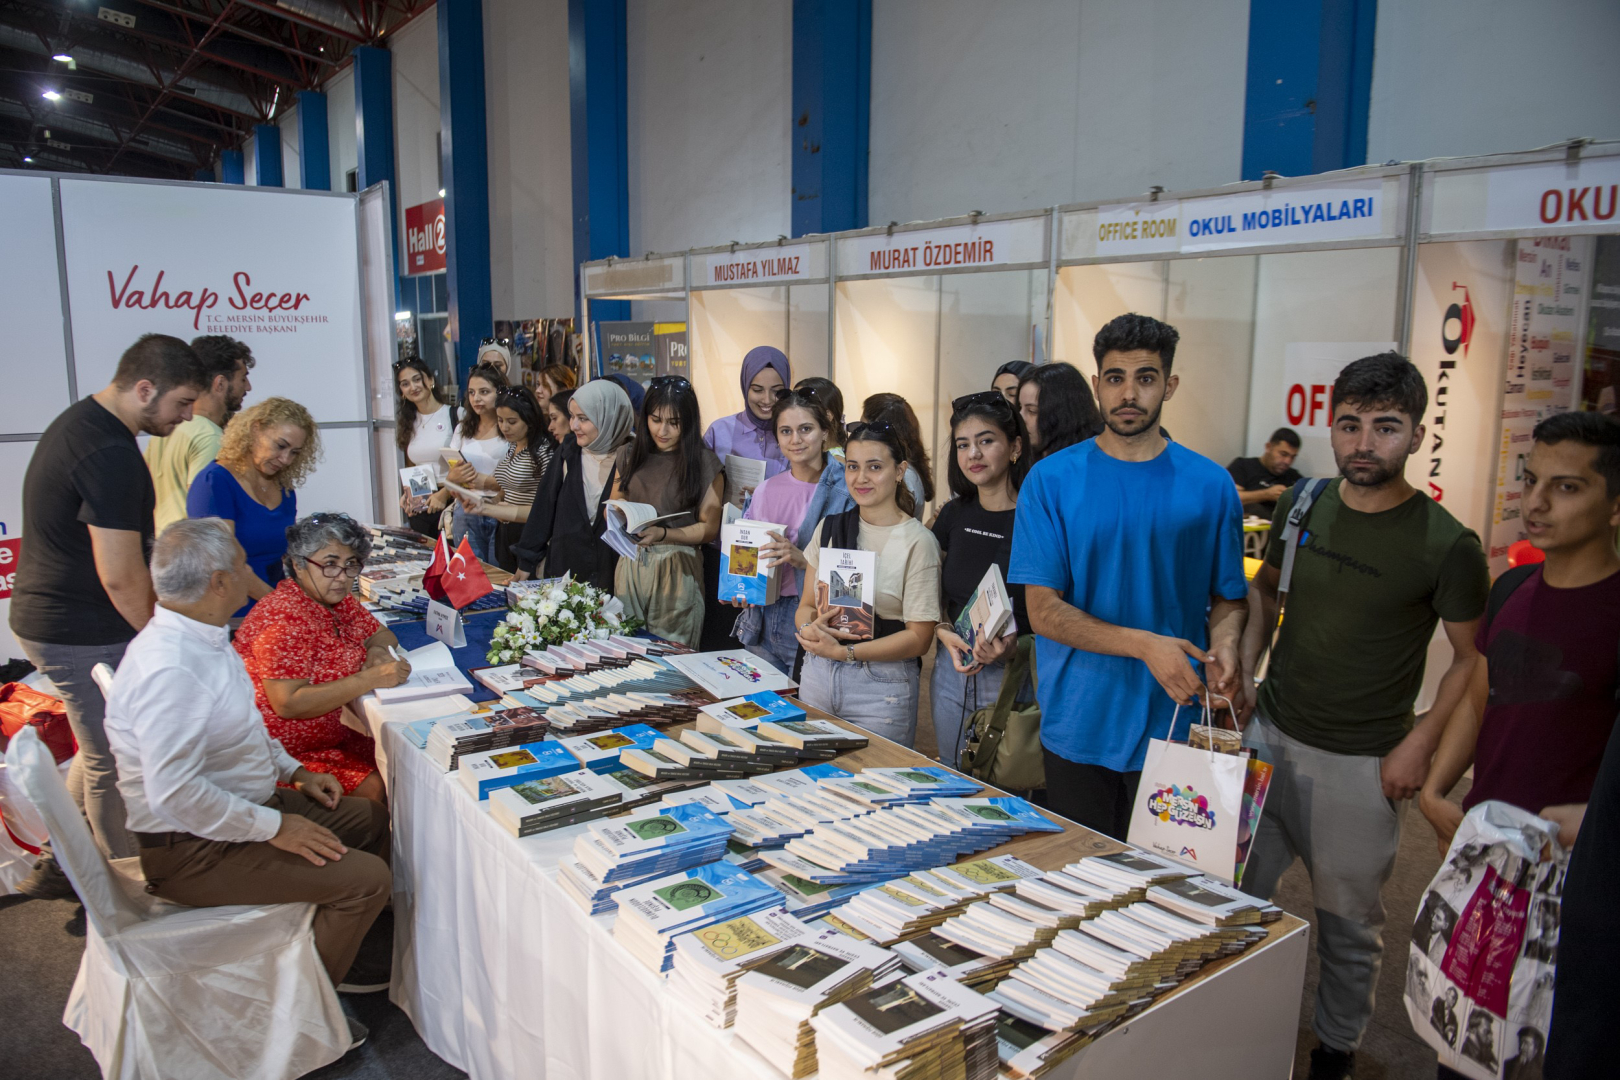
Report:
510,377,634,591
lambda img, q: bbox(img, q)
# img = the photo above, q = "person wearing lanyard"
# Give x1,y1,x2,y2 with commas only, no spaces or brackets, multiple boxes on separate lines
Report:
796,421,942,748
393,357,456,537
455,385,554,571
930,391,1030,768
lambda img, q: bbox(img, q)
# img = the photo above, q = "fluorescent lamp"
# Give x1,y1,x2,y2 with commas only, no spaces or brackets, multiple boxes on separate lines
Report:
41,90,61,101
52,54,73,63
394,311,412,321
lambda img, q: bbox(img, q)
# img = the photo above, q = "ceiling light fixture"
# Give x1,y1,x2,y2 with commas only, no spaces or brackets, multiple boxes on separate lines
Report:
52,53,73,63
41,90,61,101
23,156,34,163
395,311,412,321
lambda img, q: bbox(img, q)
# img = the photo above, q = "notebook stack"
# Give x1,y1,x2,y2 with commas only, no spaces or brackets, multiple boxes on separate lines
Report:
733,928,902,1078
613,863,782,973
573,803,734,886
811,967,1001,1080
487,769,624,837
556,723,664,772
669,905,819,1028
456,741,578,800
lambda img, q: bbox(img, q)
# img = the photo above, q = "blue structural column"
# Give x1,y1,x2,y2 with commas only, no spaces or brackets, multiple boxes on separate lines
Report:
297,90,331,190
220,149,244,184
568,0,630,324
1241,0,1377,180
354,45,403,310
791,0,871,237
438,0,494,382
253,124,283,186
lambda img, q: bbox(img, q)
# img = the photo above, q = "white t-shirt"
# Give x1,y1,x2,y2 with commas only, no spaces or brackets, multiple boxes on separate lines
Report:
448,428,509,478
405,404,456,477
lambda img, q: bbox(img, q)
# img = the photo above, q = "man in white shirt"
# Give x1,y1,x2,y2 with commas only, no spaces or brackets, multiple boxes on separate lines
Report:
104,517,390,997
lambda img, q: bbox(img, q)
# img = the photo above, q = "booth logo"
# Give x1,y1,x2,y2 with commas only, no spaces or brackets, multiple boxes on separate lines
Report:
1179,847,1198,860
1442,283,1475,356
1145,784,1217,830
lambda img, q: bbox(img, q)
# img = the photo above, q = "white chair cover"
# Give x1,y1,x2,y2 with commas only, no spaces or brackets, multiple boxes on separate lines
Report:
5,726,350,1080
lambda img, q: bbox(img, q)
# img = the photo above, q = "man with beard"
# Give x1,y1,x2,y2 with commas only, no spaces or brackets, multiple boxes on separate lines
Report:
1236,353,1489,1080
8,333,208,899
145,335,255,532
1010,312,1247,839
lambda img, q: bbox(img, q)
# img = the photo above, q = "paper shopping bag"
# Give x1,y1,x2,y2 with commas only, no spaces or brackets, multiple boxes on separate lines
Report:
1127,699,1246,883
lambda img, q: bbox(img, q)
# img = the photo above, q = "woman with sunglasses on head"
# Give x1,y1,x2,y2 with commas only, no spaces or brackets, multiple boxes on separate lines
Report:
476,338,515,381
732,390,855,675
234,513,412,806
992,361,1034,405
454,385,554,571
610,376,725,647
393,357,458,536
510,378,635,591
929,391,1032,768
1016,362,1103,463
795,421,942,748
426,362,510,563
860,394,934,520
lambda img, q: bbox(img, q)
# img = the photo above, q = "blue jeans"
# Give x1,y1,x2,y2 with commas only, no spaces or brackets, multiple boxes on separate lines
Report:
454,506,498,566
928,654,1009,770
743,595,803,677
799,653,920,749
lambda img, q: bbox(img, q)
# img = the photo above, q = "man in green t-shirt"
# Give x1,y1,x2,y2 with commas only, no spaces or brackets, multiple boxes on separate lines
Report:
144,335,254,532
1237,353,1489,1080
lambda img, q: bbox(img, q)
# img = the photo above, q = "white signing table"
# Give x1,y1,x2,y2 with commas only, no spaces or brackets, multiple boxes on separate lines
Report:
359,697,1308,1080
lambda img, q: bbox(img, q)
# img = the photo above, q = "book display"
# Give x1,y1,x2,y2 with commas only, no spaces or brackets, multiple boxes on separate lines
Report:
810,966,1001,1080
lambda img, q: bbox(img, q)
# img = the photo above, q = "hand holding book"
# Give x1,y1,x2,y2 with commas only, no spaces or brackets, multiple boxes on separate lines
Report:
935,627,982,675
760,530,806,573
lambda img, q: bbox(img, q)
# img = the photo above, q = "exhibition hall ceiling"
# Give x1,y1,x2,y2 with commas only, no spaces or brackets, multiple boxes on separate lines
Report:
0,0,431,179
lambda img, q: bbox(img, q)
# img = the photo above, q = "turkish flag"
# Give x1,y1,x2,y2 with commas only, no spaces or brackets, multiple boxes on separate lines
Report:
423,531,450,602
443,536,495,608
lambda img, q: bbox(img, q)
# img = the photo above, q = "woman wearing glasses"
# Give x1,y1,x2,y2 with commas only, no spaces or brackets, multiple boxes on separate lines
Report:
929,392,1030,768
234,514,412,805
186,396,319,617
394,357,457,536
610,376,725,647
454,385,553,571
425,362,510,564
733,389,855,675
795,421,942,747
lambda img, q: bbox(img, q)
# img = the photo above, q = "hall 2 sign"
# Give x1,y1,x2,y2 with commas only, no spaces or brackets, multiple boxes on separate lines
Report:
405,198,446,275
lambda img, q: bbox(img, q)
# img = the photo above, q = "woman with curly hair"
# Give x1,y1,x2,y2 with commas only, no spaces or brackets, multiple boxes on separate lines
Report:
186,395,320,615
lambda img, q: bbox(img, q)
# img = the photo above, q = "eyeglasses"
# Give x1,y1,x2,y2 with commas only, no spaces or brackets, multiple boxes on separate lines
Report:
304,556,365,579
478,336,512,348
951,390,1016,414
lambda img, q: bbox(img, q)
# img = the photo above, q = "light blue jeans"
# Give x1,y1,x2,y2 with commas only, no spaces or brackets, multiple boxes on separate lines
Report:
928,654,1010,770
799,653,920,748
453,505,499,566
742,595,803,677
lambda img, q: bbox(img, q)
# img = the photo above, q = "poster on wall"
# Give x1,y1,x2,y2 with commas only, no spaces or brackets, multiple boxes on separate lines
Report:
594,321,688,386
1578,236,1620,414
1486,237,1592,575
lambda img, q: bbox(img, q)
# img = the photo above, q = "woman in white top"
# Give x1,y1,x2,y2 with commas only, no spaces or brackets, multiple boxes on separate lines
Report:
795,419,942,748
394,357,457,536
425,362,509,563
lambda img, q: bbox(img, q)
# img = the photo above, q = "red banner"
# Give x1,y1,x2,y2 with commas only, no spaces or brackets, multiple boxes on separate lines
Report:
404,198,446,275
0,538,19,600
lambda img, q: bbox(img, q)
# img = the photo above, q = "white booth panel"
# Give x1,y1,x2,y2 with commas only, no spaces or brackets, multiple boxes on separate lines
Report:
1163,256,1257,467
1052,262,1167,377
58,180,367,424
689,287,789,438
0,175,73,431
359,183,398,424
0,440,34,663
374,426,405,528
1245,247,1401,479
785,284,829,385
297,425,377,522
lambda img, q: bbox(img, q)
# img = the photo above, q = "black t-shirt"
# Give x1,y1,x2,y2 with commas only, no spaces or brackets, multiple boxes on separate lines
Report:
931,498,1028,636
9,397,156,646
1227,456,1301,520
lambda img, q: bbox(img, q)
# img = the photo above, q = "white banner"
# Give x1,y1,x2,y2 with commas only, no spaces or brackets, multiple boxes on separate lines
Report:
0,176,73,434
1095,200,1183,257
1179,179,1386,252
700,242,825,287
1484,157,1620,232
837,217,1047,277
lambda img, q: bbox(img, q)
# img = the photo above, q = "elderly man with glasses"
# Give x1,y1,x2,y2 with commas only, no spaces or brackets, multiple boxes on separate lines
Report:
104,518,399,1016
233,512,412,807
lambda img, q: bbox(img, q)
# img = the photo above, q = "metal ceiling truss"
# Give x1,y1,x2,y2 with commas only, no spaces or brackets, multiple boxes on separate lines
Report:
0,0,431,179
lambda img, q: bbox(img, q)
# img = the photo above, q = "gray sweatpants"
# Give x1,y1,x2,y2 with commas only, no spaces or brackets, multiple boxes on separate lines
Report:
1241,712,1405,1054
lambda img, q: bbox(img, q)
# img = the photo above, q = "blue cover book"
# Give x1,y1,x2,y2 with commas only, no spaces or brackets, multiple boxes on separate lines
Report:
457,741,578,800
718,519,784,605
559,723,664,772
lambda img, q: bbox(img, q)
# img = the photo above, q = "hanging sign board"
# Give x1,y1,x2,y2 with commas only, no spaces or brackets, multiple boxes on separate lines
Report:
836,217,1048,278
403,198,446,275
1095,201,1183,257
1484,158,1620,232
700,242,825,287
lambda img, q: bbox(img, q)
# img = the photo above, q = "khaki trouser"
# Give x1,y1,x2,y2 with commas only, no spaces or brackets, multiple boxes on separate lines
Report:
138,788,391,986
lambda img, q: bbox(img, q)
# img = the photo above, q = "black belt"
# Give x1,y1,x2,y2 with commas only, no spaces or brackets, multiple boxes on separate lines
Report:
133,830,201,848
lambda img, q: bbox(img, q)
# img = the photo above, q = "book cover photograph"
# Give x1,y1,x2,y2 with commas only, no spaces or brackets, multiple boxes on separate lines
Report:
815,547,876,639
719,519,786,605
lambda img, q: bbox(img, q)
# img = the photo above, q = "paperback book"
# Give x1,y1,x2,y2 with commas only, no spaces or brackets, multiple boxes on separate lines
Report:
557,723,664,773
456,740,578,800
814,548,877,639
718,519,786,605
487,769,623,837
953,562,1015,649
613,863,782,973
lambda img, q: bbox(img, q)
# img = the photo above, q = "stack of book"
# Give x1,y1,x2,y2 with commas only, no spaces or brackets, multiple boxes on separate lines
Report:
456,740,578,800
597,764,696,813
668,730,778,774
557,856,677,916
620,738,753,782
1014,871,1141,920
668,905,819,1028
841,766,982,803
733,928,901,1078
697,691,807,731
691,721,807,764
995,1014,1088,1080
556,723,664,772
1067,849,1191,891
487,769,624,837
1146,873,1276,927
613,863,782,973
935,895,1059,962
829,865,997,946
754,717,870,755
891,932,1010,988
423,706,551,771
811,967,1001,1080
755,867,872,919
574,802,734,885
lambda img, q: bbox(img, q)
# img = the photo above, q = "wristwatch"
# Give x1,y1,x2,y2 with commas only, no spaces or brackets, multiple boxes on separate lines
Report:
844,643,857,664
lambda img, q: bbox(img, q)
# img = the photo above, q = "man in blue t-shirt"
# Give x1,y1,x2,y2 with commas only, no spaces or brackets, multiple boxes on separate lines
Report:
1009,313,1248,839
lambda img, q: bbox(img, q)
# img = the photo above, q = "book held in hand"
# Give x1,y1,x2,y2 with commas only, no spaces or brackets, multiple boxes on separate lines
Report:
602,500,693,558
372,640,476,705
954,562,1014,649
719,519,787,605
815,547,876,639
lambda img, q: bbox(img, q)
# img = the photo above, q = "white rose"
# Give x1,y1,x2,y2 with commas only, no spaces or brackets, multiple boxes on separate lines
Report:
506,612,525,627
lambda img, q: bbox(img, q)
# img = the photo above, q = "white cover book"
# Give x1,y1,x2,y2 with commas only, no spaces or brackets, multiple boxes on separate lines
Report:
373,641,476,704
722,453,768,509
603,500,693,558
814,547,876,640
953,562,1014,649
667,650,796,700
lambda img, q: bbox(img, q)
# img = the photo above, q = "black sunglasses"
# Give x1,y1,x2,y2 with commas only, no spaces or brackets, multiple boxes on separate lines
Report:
951,389,1015,414
845,420,897,440
478,336,512,348
648,375,692,390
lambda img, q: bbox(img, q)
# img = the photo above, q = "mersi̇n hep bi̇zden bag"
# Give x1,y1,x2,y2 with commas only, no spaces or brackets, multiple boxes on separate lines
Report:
1403,800,1565,1080
1126,697,1251,883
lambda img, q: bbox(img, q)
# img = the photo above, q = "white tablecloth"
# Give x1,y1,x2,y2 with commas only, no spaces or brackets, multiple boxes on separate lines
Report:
361,699,1309,1080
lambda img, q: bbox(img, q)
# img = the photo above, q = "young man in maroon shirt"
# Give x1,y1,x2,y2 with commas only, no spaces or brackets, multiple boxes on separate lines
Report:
1420,411,1620,849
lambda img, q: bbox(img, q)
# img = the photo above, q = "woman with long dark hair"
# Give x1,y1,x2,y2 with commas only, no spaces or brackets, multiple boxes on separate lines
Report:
455,384,554,570
394,358,458,534
542,388,574,448
510,379,634,591
929,391,1032,767
860,393,934,518
426,362,510,562
795,420,942,747
991,360,1034,404
1017,362,1102,462
610,376,725,646
796,377,846,450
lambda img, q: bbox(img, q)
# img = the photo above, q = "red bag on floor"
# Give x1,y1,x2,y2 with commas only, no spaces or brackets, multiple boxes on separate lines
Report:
0,682,77,765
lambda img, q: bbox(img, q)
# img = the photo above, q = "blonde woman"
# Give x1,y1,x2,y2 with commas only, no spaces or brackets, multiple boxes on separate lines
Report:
187,395,320,615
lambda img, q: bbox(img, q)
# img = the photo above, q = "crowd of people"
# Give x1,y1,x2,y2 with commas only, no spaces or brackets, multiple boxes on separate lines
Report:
6,317,1618,1077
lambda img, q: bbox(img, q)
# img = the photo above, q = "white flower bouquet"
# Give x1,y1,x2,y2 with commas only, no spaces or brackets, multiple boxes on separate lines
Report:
485,577,638,664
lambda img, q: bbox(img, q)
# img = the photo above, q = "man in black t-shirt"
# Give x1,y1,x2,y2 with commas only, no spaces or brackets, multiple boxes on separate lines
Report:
1227,427,1302,520
9,333,207,899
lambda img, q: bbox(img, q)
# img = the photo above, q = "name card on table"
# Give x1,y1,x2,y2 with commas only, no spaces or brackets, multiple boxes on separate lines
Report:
425,598,467,648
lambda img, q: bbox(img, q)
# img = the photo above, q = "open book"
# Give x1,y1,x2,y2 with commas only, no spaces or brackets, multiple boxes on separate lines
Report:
372,640,476,705
603,500,693,558
723,454,768,509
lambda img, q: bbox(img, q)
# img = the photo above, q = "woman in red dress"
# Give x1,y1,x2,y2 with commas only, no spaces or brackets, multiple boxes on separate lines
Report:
235,513,412,804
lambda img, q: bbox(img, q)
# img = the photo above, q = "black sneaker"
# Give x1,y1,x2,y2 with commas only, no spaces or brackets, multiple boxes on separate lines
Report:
1308,1045,1355,1080
345,1016,368,1052
16,857,78,901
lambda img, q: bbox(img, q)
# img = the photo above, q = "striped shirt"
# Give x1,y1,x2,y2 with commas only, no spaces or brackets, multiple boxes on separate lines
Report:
492,442,552,505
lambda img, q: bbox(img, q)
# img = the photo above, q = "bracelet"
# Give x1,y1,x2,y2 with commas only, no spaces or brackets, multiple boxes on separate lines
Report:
844,643,857,664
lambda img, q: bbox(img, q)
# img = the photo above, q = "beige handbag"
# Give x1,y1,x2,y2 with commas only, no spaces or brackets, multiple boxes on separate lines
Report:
959,635,1044,791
